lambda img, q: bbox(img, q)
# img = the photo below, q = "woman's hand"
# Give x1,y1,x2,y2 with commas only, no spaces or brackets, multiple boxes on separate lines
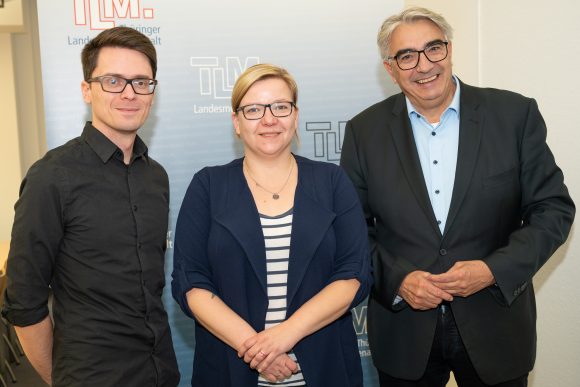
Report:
259,353,298,382
237,322,301,372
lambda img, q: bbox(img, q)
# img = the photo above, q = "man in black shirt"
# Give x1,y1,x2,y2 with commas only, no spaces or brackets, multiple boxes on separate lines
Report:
2,27,180,386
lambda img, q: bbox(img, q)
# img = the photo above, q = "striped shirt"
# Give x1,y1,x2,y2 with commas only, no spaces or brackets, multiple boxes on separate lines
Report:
257,209,305,386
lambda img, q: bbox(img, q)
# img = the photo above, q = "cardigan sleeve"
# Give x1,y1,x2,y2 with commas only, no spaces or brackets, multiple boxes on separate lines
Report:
326,166,372,309
171,168,218,319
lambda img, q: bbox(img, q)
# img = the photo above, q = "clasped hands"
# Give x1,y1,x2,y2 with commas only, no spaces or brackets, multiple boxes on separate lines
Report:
237,323,300,383
399,260,495,310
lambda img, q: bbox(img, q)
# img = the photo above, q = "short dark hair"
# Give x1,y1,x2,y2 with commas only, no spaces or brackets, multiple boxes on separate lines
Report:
81,26,157,80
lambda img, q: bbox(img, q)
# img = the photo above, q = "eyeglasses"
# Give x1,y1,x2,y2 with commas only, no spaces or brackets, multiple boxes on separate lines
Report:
86,75,158,95
387,40,449,71
236,101,296,120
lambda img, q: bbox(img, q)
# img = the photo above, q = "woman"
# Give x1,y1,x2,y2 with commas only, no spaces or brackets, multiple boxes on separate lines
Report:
172,64,371,387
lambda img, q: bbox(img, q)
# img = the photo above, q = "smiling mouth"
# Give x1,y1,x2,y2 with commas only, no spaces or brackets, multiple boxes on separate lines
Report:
416,75,438,84
117,107,140,113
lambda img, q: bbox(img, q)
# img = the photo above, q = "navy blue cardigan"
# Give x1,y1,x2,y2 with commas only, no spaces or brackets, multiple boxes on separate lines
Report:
172,155,371,387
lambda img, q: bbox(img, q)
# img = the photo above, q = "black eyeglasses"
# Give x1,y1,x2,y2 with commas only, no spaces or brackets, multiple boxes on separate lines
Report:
236,101,296,120
86,75,158,95
387,40,449,70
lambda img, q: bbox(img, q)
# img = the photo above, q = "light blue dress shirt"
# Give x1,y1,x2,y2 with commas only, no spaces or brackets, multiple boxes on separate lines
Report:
393,78,460,305
406,76,460,234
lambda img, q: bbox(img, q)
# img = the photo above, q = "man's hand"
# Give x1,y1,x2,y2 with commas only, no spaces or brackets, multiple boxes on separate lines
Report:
429,260,495,297
399,271,454,310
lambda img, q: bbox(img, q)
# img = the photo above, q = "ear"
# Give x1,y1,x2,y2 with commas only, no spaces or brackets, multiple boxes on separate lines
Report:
81,80,92,104
383,60,398,84
232,111,241,136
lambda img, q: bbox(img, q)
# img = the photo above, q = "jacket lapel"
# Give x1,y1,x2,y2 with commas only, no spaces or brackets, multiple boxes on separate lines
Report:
286,158,336,308
214,161,268,295
443,82,483,237
390,94,441,236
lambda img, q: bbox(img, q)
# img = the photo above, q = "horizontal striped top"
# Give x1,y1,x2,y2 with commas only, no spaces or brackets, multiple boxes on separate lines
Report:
257,209,305,387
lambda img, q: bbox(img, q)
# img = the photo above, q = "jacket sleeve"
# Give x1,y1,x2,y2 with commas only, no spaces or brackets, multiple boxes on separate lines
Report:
171,168,218,319
340,121,416,311
484,98,575,305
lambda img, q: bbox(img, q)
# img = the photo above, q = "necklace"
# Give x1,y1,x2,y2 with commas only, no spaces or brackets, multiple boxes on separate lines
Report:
244,157,294,200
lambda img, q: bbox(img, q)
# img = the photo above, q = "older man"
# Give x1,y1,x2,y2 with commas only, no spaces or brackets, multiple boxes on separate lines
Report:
340,7,574,387
3,27,179,386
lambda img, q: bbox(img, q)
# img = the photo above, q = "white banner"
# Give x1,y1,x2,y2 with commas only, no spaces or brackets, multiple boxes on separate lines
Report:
37,1,403,385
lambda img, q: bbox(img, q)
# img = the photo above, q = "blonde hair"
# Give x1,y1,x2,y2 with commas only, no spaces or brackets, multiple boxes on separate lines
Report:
231,64,298,112
377,7,453,60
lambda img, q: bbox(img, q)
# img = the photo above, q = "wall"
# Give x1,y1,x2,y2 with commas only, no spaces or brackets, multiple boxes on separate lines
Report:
0,0,23,239
0,32,21,240
0,0,45,240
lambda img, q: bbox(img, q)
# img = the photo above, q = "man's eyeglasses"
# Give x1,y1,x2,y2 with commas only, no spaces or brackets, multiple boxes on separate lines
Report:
236,101,296,120
387,40,449,71
86,75,158,95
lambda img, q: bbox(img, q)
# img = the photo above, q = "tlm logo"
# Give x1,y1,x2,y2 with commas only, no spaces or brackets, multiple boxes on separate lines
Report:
306,121,347,161
190,57,260,99
74,0,155,30
352,304,368,335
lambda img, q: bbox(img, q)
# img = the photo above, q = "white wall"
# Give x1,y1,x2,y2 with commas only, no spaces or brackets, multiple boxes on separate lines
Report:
404,1,580,386
0,0,45,241
0,33,22,240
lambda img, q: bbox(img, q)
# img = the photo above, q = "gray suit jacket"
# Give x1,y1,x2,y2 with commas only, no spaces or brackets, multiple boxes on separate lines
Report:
340,80,575,384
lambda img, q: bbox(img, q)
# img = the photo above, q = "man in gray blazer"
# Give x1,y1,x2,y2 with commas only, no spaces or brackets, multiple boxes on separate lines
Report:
340,7,575,387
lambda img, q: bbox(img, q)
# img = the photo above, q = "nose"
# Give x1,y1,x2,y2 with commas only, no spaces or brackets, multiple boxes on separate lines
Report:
415,51,433,72
120,82,137,99
261,106,277,124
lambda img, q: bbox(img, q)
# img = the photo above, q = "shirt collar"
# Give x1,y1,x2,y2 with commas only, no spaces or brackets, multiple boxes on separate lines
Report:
81,122,149,164
406,75,461,119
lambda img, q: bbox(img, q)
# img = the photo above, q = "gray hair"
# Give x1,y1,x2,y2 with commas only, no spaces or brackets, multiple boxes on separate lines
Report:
377,7,453,60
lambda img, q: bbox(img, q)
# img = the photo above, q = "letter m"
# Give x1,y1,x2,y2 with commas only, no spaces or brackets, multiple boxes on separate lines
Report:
104,0,140,18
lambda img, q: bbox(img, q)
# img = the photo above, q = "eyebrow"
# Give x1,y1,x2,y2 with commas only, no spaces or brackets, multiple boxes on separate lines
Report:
393,39,446,57
102,72,154,79
242,99,292,106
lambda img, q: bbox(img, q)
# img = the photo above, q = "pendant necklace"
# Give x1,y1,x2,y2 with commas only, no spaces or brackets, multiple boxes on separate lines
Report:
244,157,294,200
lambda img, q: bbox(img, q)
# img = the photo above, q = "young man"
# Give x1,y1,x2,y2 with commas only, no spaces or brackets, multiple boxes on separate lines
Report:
3,27,179,386
341,7,575,387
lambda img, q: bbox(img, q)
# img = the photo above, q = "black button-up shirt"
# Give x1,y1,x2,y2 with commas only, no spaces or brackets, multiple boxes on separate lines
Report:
3,123,179,387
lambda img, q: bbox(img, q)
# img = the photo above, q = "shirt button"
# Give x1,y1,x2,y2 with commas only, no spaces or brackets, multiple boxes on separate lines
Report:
137,242,142,249
133,205,138,212
437,220,442,225
439,248,447,256
433,160,438,165
435,190,440,194
431,131,436,136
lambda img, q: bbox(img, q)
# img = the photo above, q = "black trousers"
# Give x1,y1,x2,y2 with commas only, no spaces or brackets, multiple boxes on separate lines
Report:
378,305,528,387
